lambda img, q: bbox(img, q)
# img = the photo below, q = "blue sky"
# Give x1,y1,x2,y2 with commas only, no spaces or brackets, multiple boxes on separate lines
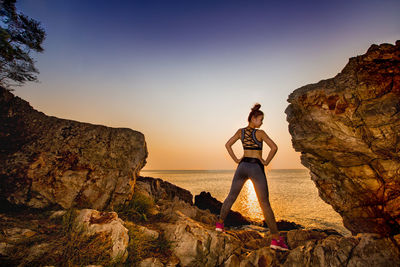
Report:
14,0,400,169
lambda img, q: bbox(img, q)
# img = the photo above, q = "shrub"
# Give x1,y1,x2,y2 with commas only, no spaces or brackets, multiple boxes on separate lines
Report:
115,192,154,222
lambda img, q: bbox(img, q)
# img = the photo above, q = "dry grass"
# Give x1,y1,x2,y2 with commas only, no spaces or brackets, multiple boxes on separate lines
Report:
114,191,155,222
2,194,175,266
123,222,174,266
4,207,118,266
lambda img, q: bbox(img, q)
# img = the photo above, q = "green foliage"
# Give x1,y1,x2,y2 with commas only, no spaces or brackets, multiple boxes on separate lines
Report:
0,0,46,89
115,192,155,222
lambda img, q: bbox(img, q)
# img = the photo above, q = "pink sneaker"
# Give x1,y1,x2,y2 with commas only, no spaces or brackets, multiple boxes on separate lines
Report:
215,221,225,232
270,236,289,251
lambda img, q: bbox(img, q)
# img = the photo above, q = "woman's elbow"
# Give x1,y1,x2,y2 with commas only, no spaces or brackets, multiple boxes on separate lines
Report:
271,145,278,152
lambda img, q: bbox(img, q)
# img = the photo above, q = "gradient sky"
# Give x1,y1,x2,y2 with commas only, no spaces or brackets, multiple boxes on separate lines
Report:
13,0,399,170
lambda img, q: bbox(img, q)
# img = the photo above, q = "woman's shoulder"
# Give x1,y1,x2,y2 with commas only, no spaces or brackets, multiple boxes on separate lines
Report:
255,128,266,138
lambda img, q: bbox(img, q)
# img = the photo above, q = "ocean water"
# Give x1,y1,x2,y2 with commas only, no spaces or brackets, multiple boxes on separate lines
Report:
140,169,351,236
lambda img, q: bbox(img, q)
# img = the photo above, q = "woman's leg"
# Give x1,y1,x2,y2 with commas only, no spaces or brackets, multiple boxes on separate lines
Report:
219,163,248,222
249,164,280,237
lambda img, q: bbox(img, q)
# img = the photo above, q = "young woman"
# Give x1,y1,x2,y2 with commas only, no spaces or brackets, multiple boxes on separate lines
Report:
215,103,289,251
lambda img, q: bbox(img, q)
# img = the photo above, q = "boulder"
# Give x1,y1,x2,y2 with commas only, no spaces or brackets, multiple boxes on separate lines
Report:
0,86,147,210
158,210,243,267
283,233,400,267
74,209,129,262
285,40,400,236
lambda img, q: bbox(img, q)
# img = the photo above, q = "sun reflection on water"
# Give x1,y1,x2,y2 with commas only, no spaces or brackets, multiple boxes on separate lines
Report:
232,179,264,222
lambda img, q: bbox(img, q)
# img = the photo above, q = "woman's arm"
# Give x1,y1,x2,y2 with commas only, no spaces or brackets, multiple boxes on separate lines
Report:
225,129,242,163
259,130,278,166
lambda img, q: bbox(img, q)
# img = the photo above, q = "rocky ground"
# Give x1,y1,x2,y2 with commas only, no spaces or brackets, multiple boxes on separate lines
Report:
1,175,399,267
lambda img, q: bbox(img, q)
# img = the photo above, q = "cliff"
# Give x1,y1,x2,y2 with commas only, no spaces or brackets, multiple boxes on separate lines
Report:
0,86,148,210
285,40,400,236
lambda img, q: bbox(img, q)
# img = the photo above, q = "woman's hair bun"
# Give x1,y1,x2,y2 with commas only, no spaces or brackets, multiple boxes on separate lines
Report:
251,103,261,111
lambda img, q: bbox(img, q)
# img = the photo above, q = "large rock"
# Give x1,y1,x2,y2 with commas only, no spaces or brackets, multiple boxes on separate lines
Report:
158,209,245,266
285,40,400,236
0,86,147,210
283,233,400,267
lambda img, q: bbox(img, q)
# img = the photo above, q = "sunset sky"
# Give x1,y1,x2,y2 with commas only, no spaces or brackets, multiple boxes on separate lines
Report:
14,0,399,170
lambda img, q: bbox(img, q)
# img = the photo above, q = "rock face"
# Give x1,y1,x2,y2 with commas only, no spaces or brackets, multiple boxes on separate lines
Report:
283,232,400,267
0,86,147,210
285,40,400,236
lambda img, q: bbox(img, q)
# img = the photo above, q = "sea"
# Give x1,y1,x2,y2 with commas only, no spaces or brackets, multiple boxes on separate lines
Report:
140,169,351,236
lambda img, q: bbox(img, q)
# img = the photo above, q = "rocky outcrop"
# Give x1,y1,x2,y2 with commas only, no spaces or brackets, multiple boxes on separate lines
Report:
0,86,147,210
285,40,400,236
147,189,400,266
194,191,252,226
283,232,400,267
137,175,193,204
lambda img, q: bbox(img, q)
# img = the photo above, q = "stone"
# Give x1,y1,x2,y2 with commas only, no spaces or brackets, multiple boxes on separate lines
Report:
2,227,37,243
285,40,400,236
0,86,147,210
158,210,242,267
49,210,66,220
194,191,253,226
132,223,159,239
137,176,193,204
138,257,164,267
74,209,129,262
239,247,276,267
347,233,400,266
157,197,219,226
283,234,361,267
286,229,329,249
223,254,240,267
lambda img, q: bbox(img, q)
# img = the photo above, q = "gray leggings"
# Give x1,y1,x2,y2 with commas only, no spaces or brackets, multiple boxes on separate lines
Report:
219,157,279,234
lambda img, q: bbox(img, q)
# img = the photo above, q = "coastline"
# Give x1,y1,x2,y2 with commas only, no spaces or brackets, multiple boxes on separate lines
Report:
140,169,351,237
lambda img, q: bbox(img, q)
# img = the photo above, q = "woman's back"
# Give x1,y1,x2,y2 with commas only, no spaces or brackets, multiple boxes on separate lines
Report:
241,126,263,159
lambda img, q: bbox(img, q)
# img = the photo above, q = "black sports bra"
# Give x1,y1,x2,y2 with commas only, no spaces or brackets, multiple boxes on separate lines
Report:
241,127,263,150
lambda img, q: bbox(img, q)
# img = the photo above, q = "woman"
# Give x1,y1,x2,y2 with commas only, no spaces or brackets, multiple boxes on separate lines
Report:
215,103,289,251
